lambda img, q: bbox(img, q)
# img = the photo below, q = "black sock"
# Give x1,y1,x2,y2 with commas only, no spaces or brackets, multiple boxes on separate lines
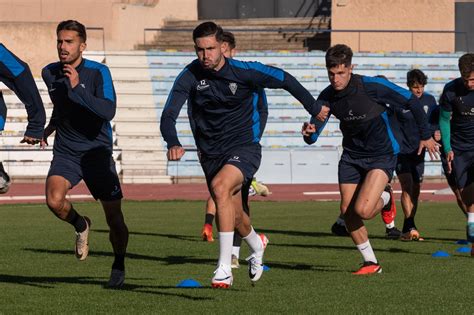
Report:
403,217,416,233
112,254,125,271
204,213,214,225
65,207,87,233
233,231,243,247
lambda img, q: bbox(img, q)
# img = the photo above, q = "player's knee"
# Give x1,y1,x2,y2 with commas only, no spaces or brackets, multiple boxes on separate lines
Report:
46,196,66,217
210,180,231,203
353,204,373,220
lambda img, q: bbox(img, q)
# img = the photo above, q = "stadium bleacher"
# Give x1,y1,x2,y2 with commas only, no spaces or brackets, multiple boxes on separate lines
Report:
0,50,462,183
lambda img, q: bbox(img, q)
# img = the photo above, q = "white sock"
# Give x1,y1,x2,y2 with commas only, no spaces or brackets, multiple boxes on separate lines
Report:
356,240,378,264
468,212,474,223
381,191,390,207
231,246,240,258
336,216,345,226
242,226,263,255
218,232,234,267
386,221,395,229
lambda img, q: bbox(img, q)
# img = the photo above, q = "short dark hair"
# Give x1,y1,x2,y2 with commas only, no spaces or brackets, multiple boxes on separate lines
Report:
222,31,236,49
325,44,353,68
192,21,223,43
458,53,474,78
57,20,87,42
407,69,428,87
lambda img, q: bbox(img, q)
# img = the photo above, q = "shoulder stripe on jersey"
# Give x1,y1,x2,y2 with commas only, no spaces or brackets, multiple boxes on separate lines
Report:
252,92,261,142
381,111,400,155
163,67,189,110
0,115,5,130
84,59,115,102
0,45,25,77
362,76,412,100
228,59,284,81
258,88,268,107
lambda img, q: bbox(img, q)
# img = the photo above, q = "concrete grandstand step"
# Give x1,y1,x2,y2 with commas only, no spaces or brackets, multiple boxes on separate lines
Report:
0,150,53,161
121,172,172,184
114,122,160,134
116,135,162,147
120,150,167,161
164,17,327,28
115,107,157,119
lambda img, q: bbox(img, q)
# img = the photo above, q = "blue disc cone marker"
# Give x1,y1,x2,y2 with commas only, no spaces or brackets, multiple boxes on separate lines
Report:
431,250,450,257
263,265,270,271
456,240,470,245
456,247,471,253
177,279,202,288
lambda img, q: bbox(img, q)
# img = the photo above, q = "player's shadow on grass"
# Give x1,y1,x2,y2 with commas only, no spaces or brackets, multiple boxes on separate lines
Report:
23,248,216,265
258,228,334,238
269,242,413,255
264,260,340,273
93,228,201,242
258,228,399,241
0,274,214,300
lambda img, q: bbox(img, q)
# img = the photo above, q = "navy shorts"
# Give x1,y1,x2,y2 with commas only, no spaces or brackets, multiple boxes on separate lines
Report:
48,150,123,201
440,152,457,188
451,150,474,189
200,144,261,187
338,152,396,184
395,152,425,183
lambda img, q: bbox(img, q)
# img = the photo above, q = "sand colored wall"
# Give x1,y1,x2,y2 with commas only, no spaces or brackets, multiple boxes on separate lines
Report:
0,0,197,74
331,0,455,52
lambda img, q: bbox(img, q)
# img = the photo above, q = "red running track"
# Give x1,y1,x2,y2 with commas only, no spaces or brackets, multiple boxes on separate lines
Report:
0,182,458,204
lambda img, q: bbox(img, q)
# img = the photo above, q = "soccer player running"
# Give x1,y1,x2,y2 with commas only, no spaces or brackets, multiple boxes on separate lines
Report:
302,44,439,274
0,44,46,192
393,69,439,241
439,53,474,254
41,20,128,288
199,31,269,269
161,21,326,288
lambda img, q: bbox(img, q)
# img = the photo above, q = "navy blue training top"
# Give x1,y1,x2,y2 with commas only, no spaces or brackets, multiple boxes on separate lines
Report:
394,92,438,154
304,74,432,158
439,77,474,152
0,43,45,138
160,57,321,157
42,58,116,156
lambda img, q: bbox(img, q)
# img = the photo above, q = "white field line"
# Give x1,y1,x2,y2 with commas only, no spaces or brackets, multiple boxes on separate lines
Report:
0,194,93,201
303,190,438,196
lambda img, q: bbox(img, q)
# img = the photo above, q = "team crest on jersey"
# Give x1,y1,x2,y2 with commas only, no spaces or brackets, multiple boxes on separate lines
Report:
196,80,210,91
229,82,238,95
423,105,428,114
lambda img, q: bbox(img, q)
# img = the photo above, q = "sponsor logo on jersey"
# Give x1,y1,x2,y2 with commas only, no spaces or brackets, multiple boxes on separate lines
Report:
461,107,474,116
228,155,241,163
196,80,210,91
343,109,366,121
229,82,238,95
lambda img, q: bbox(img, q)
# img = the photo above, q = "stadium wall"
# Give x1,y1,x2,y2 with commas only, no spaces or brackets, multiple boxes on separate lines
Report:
331,0,455,52
0,0,198,75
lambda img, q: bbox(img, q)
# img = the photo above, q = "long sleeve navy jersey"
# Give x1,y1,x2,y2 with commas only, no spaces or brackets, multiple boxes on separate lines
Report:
42,58,116,156
160,58,321,157
0,43,46,138
393,92,438,154
439,77,474,152
186,87,268,144
304,74,432,158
